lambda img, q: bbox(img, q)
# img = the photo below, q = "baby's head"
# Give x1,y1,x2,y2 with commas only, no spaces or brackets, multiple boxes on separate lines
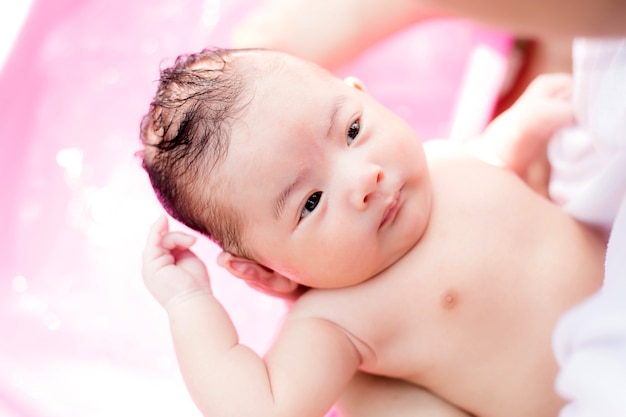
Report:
141,48,432,297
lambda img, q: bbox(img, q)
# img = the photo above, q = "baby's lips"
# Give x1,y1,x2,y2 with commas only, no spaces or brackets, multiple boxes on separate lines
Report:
379,191,400,229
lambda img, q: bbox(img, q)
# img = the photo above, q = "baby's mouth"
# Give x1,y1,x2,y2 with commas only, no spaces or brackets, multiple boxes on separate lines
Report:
379,191,400,229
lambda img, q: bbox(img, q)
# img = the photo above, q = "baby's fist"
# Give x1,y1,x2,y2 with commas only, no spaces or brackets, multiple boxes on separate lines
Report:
142,215,211,310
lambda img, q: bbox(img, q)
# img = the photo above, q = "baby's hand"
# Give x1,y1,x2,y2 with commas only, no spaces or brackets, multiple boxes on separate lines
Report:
142,215,211,310
505,73,575,144
474,73,575,196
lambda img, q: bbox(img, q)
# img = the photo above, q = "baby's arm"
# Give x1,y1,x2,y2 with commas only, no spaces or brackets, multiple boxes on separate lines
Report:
142,216,360,417
469,73,574,196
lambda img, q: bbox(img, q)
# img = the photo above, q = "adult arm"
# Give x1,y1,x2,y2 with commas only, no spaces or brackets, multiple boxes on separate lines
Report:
417,0,626,38
337,372,472,417
233,0,626,69
232,0,435,68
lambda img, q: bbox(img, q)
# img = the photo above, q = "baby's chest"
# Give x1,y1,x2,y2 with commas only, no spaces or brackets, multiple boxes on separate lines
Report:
325,273,464,374
328,263,527,380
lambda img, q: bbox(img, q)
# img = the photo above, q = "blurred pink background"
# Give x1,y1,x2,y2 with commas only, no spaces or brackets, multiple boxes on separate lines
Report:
0,1,510,416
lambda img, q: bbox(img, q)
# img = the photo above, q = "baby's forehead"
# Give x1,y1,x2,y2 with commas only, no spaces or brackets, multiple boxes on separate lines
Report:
233,49,329,83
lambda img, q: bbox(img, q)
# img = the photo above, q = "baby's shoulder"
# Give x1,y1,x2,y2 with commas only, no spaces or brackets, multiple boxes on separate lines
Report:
290,285,370,316
287,282,412,358
423,138,459,153
423,139,476,165
289,276,398,321
424,139,510,183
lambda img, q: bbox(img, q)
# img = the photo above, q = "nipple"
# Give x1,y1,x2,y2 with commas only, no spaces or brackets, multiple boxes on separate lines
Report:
441,289,458,310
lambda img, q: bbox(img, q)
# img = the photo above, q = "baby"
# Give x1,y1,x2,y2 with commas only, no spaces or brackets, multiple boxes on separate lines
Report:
140,48,606,417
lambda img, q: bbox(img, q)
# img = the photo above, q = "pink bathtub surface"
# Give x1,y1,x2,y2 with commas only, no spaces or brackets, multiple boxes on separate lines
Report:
0,1,510,416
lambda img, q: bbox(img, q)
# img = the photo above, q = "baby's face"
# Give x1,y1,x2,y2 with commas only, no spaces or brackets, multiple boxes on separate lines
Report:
216,51,432,288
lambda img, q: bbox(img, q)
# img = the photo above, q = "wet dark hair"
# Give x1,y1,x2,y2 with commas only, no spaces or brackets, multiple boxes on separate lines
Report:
139,48,251,257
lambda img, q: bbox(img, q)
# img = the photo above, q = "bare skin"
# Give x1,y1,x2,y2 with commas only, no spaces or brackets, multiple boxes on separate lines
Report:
141,51,606,417
284,141,604,417
143,147,604,417
336,373,471,417
233,0,626,69
231,4,608,413
232,0,430,68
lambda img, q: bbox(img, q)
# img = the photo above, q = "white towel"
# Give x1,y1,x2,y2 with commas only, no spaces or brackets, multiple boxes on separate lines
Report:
549,38,626,417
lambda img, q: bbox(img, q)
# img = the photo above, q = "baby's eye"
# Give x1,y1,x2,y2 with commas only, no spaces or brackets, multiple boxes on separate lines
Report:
347,119,360,145
300,191,322,219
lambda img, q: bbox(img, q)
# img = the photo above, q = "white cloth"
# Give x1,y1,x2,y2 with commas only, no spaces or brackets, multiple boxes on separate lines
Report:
549,38,626,417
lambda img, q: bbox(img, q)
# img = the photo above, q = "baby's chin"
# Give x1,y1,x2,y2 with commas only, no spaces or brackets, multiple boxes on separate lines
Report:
392,191,433,262
379,241,418,274
355,237,421,284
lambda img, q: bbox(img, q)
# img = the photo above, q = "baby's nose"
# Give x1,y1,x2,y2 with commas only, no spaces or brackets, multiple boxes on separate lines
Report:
349,165,384,210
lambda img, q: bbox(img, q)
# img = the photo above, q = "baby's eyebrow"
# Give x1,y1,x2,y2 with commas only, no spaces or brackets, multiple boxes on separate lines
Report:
273,170,307,220
326,95,347,138
273,95,347,220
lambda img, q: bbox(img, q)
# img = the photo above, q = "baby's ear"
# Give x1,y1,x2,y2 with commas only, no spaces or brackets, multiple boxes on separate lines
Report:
344,76,368,93
216,252,301,298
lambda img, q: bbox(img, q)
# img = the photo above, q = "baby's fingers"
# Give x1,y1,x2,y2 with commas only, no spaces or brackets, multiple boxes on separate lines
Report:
143,214,169,263
145,214,197,251
143,216,197,274
162,231,197,251
525,73,573,100
142,215,193,273
145,214,169,248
